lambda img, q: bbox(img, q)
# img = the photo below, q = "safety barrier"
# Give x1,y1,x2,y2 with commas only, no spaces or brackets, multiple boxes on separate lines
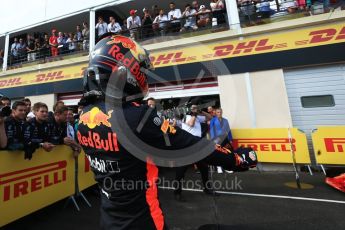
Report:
312,126,345,166
232,128,311,164
0,146,96,227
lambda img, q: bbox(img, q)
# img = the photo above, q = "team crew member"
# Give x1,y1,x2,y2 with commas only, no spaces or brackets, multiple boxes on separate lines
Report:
0,115,7,149
23,102,55,159
78,34,257,230
49,105,81,156
4,101,27,150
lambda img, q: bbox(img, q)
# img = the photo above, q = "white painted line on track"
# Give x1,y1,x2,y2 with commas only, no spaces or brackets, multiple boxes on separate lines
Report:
158,186,345,205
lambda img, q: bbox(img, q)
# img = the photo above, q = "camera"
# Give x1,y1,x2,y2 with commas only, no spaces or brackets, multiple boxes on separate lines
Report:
0,106,12,117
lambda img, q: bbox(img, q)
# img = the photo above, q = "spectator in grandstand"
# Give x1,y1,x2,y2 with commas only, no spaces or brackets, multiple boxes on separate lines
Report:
82,22,90,51
281,0,298,14
26,34,36,61
108,16,122,34
66,33,76,53
76,25,83,42
168,2,182,32
4,101,27,150
0,97,11,107
153,9,169,36
197,5,211,27
181,4,198,32
10,37,20,65
210,0,226,25
34,38,42,59
192,0,200,10
257,0,271,19
0,49,3,67
142,8,154,38
152,4,160,17
41,34,50,58
17,38,27,63
238,0,257,25
57,32,66,54
49,29,59,56
127,9,142,40
96,16,108,39
23,102,55,159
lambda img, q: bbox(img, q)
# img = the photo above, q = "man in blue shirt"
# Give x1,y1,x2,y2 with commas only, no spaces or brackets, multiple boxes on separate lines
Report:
210,108,232,148
210,107,233,173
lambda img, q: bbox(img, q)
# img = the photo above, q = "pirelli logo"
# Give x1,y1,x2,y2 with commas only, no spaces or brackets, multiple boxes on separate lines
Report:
0,161,67,202
324,138,345,152
233,138,296,152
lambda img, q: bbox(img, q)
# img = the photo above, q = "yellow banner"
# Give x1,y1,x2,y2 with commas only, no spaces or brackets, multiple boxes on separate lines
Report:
0,63,86,90
1,23,344,90
232,128,310,164
78,152,97,191
312,126,345,165
0,146,75,227
150,23,345,67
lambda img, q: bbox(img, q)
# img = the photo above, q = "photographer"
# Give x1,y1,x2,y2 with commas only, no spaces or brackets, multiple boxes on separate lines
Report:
182,104,212,137
4,101,27,150
174,104,214,201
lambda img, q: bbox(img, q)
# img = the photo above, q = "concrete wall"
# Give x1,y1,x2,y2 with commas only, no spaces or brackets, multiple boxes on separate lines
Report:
218,69,292,129
218,73,252,128
27,94,56,112
250,69,292,128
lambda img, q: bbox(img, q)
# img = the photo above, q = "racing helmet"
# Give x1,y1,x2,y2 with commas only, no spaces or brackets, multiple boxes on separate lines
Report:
83,33,153,102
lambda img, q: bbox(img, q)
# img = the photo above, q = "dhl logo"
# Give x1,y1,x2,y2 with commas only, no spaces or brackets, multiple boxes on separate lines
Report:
0,78,23,88
324,138,345,153
79,107,113,129
232,138,296,152
0,161,67,202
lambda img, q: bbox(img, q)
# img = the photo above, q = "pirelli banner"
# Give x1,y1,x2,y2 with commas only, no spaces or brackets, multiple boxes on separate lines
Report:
0,146,95,227
78,154,97,191
312,126,345,165
232,128,311,164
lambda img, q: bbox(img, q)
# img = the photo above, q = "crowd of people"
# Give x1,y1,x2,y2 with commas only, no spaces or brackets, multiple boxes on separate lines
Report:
0,96,83,159
9,22,90,65
7,1,227,66
0,95,232,166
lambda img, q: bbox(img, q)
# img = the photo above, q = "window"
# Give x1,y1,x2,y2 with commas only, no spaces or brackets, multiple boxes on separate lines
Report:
301,95,335,108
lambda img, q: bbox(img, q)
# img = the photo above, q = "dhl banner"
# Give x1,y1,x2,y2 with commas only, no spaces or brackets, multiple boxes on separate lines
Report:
1,23,345,90
232,128,311,164
0,146,89,227
312,126,345,165
78,153,97,191
149,23,345,67
0,63,86,90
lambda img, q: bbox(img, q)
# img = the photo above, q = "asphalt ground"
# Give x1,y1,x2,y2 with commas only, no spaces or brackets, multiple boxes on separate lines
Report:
2,168,345,230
